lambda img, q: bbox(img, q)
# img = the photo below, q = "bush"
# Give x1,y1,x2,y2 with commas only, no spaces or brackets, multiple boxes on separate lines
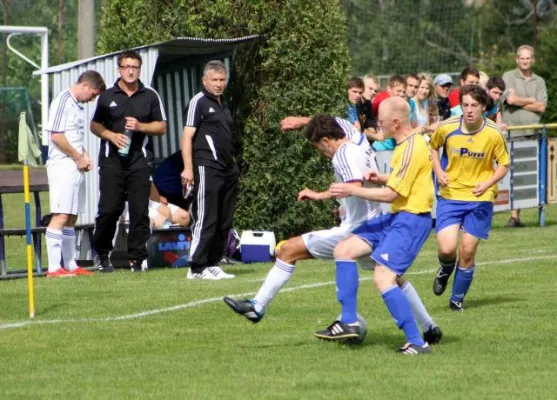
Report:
99,0,350,239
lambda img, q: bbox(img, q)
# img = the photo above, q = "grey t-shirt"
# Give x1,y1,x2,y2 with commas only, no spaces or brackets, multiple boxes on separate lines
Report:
502,69,547,137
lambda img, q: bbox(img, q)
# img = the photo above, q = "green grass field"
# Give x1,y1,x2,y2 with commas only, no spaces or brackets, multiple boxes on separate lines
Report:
1,200,557,399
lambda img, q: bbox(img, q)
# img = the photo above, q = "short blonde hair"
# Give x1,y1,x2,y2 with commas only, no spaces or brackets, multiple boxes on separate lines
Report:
517,45,535,57
479,71,489,88
363,73,379,84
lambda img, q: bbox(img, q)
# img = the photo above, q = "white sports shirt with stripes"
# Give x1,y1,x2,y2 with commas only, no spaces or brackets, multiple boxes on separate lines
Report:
333,118,382,227
45,89,84,162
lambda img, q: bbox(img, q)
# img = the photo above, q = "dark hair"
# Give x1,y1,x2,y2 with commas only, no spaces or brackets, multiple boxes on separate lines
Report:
405,73,419,82
460,67,480,82
486,77,506,92
77,70,106,91
347,77,364,90
459,84,490,106
305,115,346,142
117,50,142,67
388,75,406,88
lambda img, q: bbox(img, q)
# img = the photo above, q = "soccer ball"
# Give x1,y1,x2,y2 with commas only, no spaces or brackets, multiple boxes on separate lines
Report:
336,313,368,345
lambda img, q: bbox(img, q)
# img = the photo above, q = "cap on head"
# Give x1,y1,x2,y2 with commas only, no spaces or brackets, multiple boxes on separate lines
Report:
434,74,453,86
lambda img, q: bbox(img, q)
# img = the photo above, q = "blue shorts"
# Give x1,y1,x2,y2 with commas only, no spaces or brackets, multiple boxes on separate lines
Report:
436,198,494,240
352,211,432,276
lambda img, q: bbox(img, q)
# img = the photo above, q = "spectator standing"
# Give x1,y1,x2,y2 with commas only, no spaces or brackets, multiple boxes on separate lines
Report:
502,45,548,227
345,77,364,128
372,75,406,152
45,71,106,277
434,74,453,121
181,60,239,280
360,74,381,144
90,50,167,273
484,77,506,128
448,67,480,116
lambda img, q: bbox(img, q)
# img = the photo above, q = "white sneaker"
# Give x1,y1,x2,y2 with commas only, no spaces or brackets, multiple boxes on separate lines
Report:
187,268,222,280
207,266,235,279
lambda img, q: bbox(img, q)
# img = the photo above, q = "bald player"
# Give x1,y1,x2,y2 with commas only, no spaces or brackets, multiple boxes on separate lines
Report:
315,97,436,355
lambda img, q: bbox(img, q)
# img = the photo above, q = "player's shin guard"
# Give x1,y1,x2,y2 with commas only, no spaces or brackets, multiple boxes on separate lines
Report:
382,285,425,346
450,265,475,304
335,260,359,324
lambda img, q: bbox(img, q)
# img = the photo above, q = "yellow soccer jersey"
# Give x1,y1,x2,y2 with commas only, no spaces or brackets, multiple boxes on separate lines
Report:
430,117,511,202
386,133,434,214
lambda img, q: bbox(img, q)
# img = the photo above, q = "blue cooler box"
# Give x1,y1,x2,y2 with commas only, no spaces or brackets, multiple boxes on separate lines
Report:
240,231,276,263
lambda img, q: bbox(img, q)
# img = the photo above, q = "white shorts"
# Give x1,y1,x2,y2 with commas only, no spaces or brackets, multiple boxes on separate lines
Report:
301,225,376,269
46,158,85,215
302,226,354,259
168,203,180,216
148,200,161,220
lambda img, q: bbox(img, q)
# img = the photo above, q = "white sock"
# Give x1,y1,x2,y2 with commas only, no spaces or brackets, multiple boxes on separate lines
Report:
253,259,295,313
401,281,436,332
46,228,63,272
62,227,78,271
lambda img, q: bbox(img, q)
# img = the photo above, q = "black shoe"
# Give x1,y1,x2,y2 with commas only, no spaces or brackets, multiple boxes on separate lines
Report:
399,342,432,355
314,320,360,342
506,217,525,228
97,257,114,273
220,256,239,265
450,300,464,312
433,267,453,296
223,297,264,323
130,260,146,272
423,326,443,345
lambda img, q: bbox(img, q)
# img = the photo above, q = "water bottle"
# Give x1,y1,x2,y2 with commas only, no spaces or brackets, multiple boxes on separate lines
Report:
118,128,133,157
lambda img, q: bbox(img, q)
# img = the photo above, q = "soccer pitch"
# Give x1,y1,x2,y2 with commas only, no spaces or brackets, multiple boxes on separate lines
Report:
1,205,556,399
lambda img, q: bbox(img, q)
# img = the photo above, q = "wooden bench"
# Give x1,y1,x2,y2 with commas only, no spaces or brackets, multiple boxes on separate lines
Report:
0,170,95,278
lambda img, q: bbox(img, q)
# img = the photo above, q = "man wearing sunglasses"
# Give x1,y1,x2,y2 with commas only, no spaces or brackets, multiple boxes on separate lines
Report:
90,50,167,273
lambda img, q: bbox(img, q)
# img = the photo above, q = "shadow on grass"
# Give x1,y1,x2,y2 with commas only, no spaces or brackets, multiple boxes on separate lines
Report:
465,295,526,309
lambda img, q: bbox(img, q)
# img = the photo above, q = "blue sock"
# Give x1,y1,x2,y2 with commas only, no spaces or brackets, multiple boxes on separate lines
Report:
335,260,359,324
450,265,475,303
382,286,425,346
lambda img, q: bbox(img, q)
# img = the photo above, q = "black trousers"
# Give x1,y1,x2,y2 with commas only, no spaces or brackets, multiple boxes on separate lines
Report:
93,166,152,261
189,164,239,272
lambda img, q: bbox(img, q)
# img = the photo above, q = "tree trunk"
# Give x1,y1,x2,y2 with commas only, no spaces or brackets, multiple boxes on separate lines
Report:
532,0,538,49
58,0,64,64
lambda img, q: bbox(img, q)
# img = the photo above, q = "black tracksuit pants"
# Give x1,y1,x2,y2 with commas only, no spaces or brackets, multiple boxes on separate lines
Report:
93,166,152,261
189,164,239,273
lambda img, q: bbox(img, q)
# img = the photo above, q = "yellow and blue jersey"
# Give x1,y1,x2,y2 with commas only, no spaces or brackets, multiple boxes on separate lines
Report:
386,133,434,214
430,116,510,202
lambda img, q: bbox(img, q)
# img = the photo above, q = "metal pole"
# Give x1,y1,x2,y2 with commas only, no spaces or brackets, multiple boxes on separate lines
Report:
539,128,547,227
40,31,49,161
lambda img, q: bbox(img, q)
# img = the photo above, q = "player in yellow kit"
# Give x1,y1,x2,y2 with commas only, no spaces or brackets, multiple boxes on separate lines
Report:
430,85,510,311
316,96,436,355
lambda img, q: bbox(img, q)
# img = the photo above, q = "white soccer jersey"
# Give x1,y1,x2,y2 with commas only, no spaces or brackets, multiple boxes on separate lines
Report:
335,117,367,150
332,142,382,227
46,89,85,162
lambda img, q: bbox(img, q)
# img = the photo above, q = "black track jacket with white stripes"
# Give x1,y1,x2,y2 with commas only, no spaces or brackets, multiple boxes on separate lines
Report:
183,88,235,170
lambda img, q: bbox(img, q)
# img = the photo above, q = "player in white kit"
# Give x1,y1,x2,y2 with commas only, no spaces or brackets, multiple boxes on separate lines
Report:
224,115,442,344
44,71,106,277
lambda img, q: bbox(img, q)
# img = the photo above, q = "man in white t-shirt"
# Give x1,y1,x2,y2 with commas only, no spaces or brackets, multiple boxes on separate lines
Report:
45,71,106,277
223,115,441,346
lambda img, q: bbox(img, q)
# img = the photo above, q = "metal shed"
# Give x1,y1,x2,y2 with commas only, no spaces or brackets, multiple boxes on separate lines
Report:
33,36,258,225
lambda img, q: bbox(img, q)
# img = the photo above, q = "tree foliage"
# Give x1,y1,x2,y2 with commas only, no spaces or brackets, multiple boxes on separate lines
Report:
99,0,351,239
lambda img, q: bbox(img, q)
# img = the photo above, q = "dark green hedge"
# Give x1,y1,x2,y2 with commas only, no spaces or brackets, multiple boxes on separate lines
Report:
98,0,350,239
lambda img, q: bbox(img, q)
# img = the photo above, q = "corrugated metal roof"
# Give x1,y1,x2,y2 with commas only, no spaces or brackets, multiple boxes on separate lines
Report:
33,35,260,75
36,36,257,225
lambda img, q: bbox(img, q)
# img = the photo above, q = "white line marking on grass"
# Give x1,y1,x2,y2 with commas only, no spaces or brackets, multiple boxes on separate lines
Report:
1,254,555,331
